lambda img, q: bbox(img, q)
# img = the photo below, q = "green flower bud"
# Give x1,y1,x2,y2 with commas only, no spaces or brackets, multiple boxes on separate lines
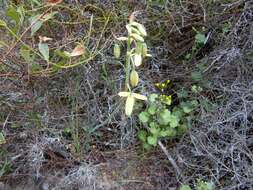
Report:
130,70,139,87
133,53,142,66
113,44,121,58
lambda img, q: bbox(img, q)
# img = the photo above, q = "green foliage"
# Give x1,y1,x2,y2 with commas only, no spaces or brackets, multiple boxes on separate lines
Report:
0,1,115,76
0,19,7,27
20,45,33,62
184,27,207,60
222,21,232,34
180,180,214,190
191,71,203,82
29,11,58,36
0,132,6,145
0,160,11,177
137,72,208,149
139,111,150,123
138,92,198,148
180,185,191,190
6,6,20,25
195,33,206,45
196,180,214,190
38,42,50,62
5,5,25,34
0,148,11,177
193,27,207,47
147,0,167,7
63,127,72,136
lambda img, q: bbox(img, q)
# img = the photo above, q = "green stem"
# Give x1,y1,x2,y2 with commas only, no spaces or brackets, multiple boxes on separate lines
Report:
125,37,131,91
5,26,41,58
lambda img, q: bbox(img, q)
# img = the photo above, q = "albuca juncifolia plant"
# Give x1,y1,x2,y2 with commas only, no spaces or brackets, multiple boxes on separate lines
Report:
115,14,151,116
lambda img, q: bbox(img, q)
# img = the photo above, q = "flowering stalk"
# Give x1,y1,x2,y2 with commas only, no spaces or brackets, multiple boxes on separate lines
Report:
114,14,151,116
125,36,132,91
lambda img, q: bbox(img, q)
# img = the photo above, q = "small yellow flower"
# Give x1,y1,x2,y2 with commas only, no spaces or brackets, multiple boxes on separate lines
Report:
118,91,147,116
159,95,172,105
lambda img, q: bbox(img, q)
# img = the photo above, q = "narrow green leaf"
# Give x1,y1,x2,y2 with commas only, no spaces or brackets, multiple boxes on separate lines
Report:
0,19,7,27
0,41,7,49
17,6,25,26
31,0,42,5
42,12,58,21
38,42,49,62
6,6,20,25
30,12,58,36
0,132,6,145
30,15,43,36
55,49,71,59
0,161,11,177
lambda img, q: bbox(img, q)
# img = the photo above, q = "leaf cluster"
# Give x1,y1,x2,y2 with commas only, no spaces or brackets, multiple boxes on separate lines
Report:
138,93,198,149
180,179,214,190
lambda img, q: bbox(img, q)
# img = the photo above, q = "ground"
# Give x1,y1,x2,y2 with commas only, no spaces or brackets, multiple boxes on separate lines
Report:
0,0,252,190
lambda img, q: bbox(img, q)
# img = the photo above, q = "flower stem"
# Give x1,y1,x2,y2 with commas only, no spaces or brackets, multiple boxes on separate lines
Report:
125,37,131,91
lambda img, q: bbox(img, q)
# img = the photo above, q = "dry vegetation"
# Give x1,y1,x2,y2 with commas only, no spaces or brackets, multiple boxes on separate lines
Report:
0,0,252,190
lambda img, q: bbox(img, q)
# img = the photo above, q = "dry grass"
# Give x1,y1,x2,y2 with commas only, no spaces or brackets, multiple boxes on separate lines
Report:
0,0,252,189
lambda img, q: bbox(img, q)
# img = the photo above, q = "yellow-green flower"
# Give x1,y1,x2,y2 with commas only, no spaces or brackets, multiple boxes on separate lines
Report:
130,70,139,87
113,44,121,58
133,54,142,67
118,92,147,116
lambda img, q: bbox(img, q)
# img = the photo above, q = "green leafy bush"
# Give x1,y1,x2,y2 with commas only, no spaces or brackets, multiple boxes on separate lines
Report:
180,179,214,190
138,92,198,149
